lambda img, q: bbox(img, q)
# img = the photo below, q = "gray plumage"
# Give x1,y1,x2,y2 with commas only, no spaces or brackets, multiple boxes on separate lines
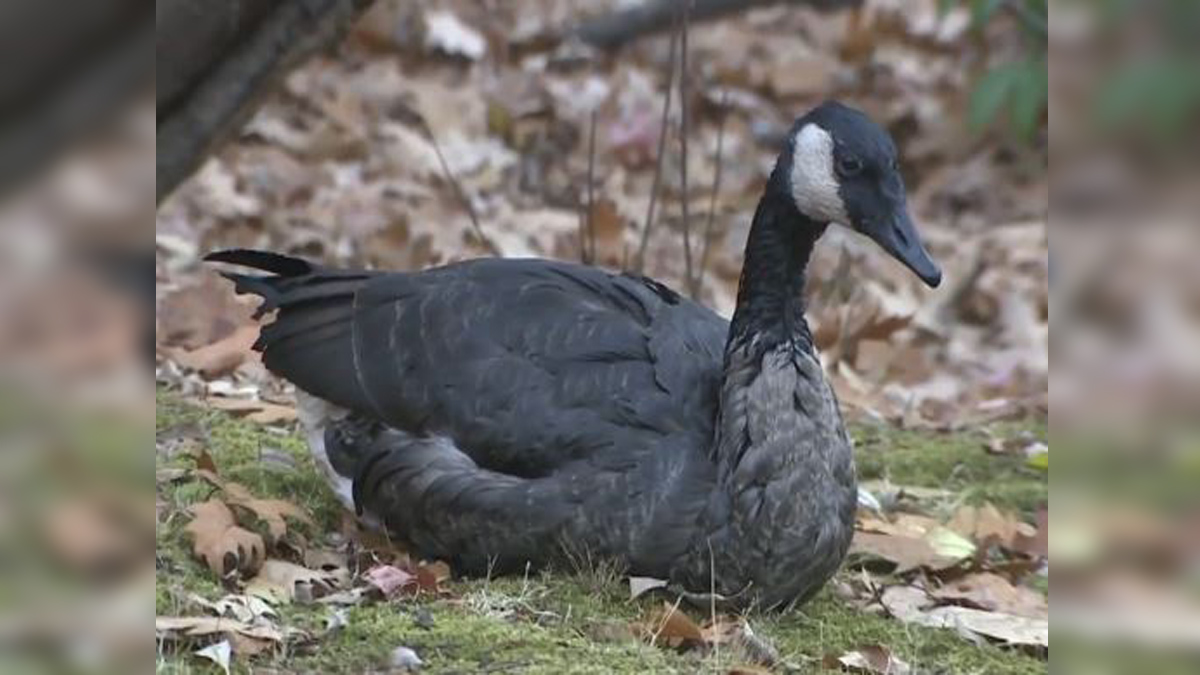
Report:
206,101,940,611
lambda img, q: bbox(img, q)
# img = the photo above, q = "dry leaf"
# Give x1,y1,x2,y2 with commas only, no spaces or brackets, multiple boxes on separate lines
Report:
881,585,1048,648
156,616,282,643
207,396,298,425
196,470,314,543
629,576,668,599
824,644,912,674
931,573,1047,619
185,500,265,579
849,532,963,574
195,640,232,675
364,564,416,597
158,276,254,350
415,560,452,592
948,503,1037,551
171,325,259,378
246,559,341,603
642,601,703,647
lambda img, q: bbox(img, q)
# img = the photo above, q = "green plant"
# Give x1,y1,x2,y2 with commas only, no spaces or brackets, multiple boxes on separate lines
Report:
941,0,1048,141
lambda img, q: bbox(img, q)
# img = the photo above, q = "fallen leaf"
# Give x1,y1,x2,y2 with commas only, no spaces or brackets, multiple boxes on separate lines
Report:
246,559,342,603
931,573,1047,619
881,585,1048,648
849,532,963,574
364,564,416,597
195,640,232,675
415,560,451,592
207,397,298,425
171,325,259,378
948,503,1036,551
629,576,668,599
155,616,282,643
642,601,703,648
196,470,314,543
824,644,911,674
158,276,254,350
184,500,265,579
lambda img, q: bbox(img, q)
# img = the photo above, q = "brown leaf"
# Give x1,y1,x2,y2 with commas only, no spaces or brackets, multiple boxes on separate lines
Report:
849,532,963,574
171,325,259,378
824,644,912,674
158,276,254,350
207,397,298,425
246,559,342,603
155,616,282,643
948,503,1036,551
641,601,703,648
196,470,314,543
881,585,1048,648
364,564,416,597
415,560,452,591
184,500,265,579
931,573,1047,619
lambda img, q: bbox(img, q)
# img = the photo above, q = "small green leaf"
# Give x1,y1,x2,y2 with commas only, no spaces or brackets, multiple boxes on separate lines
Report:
969,64,1019,131
1009,58,1048,140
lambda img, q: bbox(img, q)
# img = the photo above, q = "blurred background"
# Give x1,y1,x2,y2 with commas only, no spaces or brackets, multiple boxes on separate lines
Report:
0,0,1193,671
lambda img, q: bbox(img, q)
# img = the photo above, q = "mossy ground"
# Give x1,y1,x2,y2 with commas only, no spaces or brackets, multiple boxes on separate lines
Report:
155,392,1047,674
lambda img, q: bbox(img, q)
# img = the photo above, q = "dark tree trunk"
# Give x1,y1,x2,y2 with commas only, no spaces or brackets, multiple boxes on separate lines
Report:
156,0,375,204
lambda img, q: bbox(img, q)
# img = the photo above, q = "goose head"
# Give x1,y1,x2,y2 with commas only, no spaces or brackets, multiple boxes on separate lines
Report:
774,101,942,288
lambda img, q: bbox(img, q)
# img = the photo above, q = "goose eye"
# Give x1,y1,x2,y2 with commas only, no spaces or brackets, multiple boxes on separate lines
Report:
837,157,863,177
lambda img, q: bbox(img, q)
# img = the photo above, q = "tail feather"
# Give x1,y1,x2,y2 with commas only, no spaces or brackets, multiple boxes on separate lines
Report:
206,249,380,412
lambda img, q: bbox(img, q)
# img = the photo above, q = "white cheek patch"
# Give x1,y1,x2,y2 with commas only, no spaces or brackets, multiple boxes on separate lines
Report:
789,124,850,225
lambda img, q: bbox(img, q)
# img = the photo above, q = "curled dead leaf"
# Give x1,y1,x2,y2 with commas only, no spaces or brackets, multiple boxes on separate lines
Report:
185,500,265,579
823,643,911,674
196,469,314,544
246,559,342,604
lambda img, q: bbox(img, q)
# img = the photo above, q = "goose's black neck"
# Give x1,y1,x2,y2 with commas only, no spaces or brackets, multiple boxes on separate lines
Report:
727,190,824,356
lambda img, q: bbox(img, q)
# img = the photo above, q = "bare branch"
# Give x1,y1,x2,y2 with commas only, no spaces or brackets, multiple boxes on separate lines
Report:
695,89,729,297
679,0,694,296
632,11,680,274
581,109,598,264
573,0,862,52
422,119,497,256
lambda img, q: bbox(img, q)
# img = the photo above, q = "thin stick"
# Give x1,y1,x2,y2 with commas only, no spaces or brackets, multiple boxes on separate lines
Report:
582,109,598,264
678,0,694,293
632,10,680,274
694,88,729,296
423,119,495,255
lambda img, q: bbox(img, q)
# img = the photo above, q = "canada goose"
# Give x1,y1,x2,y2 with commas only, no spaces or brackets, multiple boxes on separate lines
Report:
207,101,941,610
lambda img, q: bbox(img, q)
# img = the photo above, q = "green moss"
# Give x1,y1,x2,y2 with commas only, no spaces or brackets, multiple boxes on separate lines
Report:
852,422,1048,516
156,391,1047,673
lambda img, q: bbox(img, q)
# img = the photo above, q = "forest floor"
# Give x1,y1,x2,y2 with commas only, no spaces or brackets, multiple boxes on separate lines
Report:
155,391,1047,674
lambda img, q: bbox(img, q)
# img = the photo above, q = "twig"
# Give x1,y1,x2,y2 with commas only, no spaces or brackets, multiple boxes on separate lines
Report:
422,119,496,256
573,0,862,51
632,11,680,274
679,0,694,295
580,109,598,264
694,89,729,298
